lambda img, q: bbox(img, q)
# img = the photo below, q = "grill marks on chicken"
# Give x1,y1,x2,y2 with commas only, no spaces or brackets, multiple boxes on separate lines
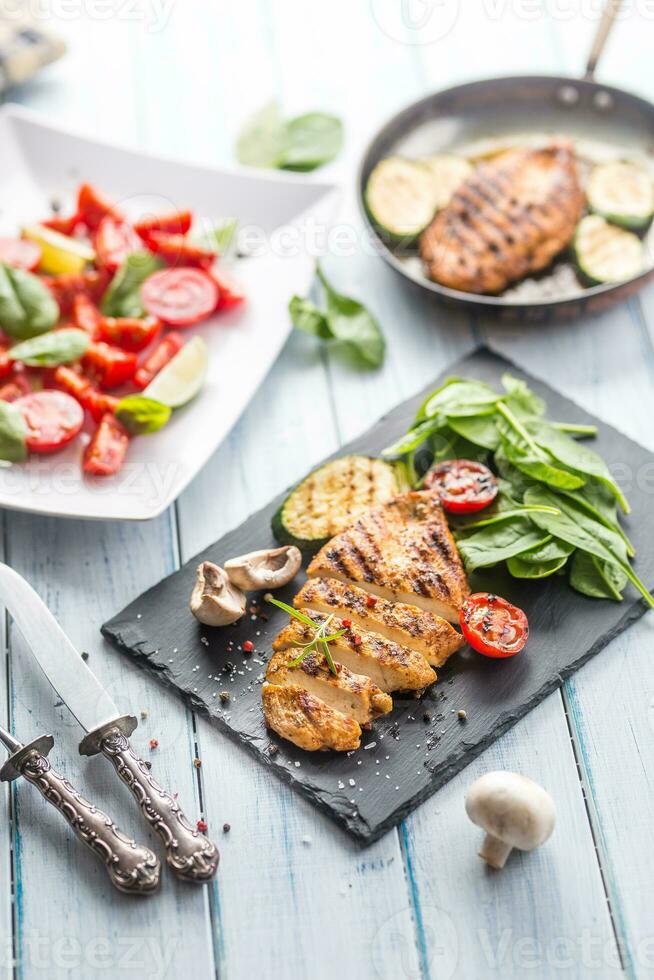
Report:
262,490,470,752
419,144,585,294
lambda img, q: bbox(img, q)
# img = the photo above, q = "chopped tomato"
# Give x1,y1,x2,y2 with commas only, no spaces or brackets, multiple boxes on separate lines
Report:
72,293,103,338
42,212,83,236
98,315,160,352
83,413,129,476
15,390,84,454
42,269,110,316
94,216,138,273
0,372,30,402
0,237,42,272
133,332,184,389
141,231,215,269
135,209,192,239
82,342,138,389
77,183,123,232
460,593,529,658
0,346,14,382
141,268,218,326
84,388,120,422
424,459,498,514
45,365,91,402
210,266,246,311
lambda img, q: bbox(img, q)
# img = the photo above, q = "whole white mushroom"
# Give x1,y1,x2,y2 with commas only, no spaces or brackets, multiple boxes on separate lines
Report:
465,771,556,869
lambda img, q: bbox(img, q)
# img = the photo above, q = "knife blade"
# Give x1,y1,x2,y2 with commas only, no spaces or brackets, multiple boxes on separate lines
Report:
0,563,219,884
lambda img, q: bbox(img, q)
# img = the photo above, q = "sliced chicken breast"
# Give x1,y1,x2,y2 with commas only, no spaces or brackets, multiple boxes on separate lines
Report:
266,649,392,724
273,611,437,693
262,682,361,752
306,490,469,623
295,577,464,668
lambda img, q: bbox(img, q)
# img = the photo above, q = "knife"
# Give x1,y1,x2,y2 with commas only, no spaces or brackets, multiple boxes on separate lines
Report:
0,563,219,884
0,724,161,895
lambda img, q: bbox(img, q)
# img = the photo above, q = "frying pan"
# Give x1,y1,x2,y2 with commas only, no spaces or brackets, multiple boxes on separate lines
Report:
358,0,654,321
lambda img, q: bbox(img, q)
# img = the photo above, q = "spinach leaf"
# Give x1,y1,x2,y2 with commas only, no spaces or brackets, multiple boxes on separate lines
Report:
499,429,586,491
115,395,171,435
236,102,287,168
452,505,560,531
318,264,384,367
10,327,89,367
382,418,443,459
514,537,574,564
526,419,629,513
569,551,627,601
279,113,343,171
0,401,27,462
423,379,498,420
507,537,574,579
0,265,59,339
102,252,162,318
288,295,332,340
456,517,550,573
558,480,634,557
447,413,499,450
501,372,545,417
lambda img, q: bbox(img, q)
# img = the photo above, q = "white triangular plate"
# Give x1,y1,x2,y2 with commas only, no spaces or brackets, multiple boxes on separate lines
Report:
0,105,339,520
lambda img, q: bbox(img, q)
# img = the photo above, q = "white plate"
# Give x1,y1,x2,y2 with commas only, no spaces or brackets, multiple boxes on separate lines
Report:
0,105,339,521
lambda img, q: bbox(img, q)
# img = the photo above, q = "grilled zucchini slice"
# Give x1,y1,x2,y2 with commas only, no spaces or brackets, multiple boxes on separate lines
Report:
586,161,654,231
422,154,473,210
365,157,436,240
272,455,401,552
573,215,645,285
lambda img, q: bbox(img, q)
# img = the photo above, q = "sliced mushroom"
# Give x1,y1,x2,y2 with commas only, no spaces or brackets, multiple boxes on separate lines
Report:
190,561,247,627
224,545,302,591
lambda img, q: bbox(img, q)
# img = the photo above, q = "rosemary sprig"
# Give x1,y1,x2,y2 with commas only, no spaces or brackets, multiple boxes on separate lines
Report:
266,595,344,676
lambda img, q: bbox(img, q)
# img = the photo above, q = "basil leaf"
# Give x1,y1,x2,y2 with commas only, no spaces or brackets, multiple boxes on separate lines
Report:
115,395,171,435
289,295,332,340
0,401,27,462
193,218,238,256
456,517,550,573
102,252,162,318
279,112,343,171
0,265,59,339
569,551,627,601
317,264,385,367
236,102,287,168
10,328,89,367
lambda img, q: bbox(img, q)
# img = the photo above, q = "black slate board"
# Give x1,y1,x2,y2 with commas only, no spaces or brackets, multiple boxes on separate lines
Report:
102,348,654,843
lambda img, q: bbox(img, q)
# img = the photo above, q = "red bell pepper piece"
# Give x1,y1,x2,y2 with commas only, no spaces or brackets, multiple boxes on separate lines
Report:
82,342,138,389
135,209,192,239
133,332,183,389
77,183,123,232
83,413,129,476
98,315,161,352
42,212,83,236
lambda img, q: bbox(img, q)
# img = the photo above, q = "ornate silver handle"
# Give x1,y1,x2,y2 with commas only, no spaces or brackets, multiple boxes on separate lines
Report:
93,726,219,883
585,0,623,79
1,734,160,896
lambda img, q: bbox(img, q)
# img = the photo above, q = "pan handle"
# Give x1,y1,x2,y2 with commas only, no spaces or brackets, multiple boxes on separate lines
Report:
584,0,623,80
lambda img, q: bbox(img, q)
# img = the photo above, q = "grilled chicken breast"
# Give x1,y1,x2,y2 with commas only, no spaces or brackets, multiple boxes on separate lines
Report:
273,611,437,693
295,577,464,668
420,144,585,294
306,490,469,623
266,650,392,724
262,682,361,752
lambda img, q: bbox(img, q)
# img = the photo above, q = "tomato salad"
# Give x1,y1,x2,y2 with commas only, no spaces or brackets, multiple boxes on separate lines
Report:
0,182,245,476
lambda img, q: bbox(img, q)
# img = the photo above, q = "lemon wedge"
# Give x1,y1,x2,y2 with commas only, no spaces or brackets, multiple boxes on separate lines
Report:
144,335,208,408
22,224,95,275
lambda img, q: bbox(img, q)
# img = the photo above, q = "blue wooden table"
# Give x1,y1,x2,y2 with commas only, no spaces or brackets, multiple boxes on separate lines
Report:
1,3,653,977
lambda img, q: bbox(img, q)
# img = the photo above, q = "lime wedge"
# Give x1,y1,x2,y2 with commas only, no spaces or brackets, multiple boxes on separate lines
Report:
144,335,208,408
22,224,95,275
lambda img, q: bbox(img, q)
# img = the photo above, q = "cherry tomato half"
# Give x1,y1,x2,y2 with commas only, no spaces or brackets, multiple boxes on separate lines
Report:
99,315,160,352
42,212,83,236
41,269,110,317
141,267,218,327
82,342,138,389
141,231,215,269
135,209,192,239
94,217,138,273
424,459,498,514
15,390,84,454
77,183,123,232
133,332,184,389
83,413,129,476
0,237,42,272
0,372,30,402
210,266,246,311
72,293,103,338
460,593,529,658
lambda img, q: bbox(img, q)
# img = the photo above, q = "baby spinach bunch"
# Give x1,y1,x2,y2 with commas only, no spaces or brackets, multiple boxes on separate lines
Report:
383,374,653,607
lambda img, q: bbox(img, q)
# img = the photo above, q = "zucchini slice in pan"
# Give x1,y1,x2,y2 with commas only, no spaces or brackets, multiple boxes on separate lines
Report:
422,154,473,210
365,157,436,240
272,455,401,552
573,215,645,285
586,161,654,231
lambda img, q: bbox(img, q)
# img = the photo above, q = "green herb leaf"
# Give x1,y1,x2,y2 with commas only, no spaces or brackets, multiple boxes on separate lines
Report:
0,401,27,462
456,517,551,573
447,413,499,450
279,112,343,171
266,595,316,627
316,263,385,367
498,423,586,491
506,537,574,579
423,379,498,420
569,551,627,600
289,295,332,340
382,418,443,459
115,395,171,435
101,252,162,318
501,373,546,417
9,327,89,367
0,264,59,339
192,218,238,256
236,102,287,168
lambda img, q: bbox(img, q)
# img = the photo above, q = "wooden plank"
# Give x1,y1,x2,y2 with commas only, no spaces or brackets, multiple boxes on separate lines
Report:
0,530,12,980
